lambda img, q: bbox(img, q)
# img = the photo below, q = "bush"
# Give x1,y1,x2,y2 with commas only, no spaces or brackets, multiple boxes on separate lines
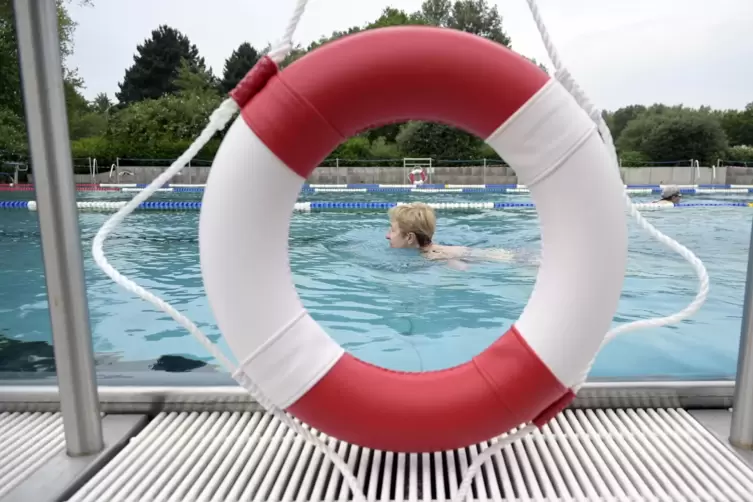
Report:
619,150,649,167
728,145,753,163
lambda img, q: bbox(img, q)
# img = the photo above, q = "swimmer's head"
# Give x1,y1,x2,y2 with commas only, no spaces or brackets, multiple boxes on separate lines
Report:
661,185,682,203
386,203,436,249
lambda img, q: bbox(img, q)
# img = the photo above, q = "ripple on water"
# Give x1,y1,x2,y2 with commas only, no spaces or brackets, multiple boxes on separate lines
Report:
0,194,747,380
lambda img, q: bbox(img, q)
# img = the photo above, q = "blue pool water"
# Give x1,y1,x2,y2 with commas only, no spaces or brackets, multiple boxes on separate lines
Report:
0,190,750,383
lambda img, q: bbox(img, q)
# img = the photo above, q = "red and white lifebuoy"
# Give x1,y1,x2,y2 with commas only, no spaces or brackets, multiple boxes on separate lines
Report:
408,168,427,185
200,27,627,452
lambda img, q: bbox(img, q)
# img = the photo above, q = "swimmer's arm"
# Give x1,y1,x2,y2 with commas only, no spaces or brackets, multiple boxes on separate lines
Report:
446,259,469,271
469,248,517,263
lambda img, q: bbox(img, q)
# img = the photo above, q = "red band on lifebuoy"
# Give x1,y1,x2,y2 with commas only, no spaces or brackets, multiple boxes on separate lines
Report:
241,27,549,178
287,326,571,452
226,26,570,452
229,56,279,108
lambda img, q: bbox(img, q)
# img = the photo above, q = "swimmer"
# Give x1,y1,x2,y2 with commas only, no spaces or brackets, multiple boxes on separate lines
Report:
655,185,682,205
385,203,516,267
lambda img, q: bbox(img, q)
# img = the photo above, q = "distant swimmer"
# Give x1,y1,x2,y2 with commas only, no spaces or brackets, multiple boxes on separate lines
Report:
655,185,682,205
385,202,517,269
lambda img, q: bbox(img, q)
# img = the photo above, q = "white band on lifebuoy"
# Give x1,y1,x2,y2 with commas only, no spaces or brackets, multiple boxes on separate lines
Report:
200,26,627,452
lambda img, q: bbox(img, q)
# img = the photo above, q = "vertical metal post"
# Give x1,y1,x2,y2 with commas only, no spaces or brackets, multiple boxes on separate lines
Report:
115,157,120,181
13,0,103,456
731,217,753,449
335,158,340,185
483,158,487,185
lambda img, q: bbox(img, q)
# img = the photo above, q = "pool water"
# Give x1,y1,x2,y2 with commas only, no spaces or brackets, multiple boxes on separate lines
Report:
0,191,750,383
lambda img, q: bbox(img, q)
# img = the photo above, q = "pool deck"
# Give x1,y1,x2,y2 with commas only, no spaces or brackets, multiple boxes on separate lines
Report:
2,382,753,501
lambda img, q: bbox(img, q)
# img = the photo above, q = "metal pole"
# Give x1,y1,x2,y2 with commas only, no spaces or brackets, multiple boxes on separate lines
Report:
13,0,103,456
731,216,753,449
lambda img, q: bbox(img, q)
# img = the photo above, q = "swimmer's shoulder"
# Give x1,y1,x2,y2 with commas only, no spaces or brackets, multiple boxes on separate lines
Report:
433,244,470,258
421,244,468,260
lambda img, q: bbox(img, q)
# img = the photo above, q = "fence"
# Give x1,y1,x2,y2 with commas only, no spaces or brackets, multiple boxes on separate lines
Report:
16,156,753,186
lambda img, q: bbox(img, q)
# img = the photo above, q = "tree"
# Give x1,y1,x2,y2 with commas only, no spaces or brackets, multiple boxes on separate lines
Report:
173,58,218,96
419,0,511,46
617,108,728,164
332,136,372,160
220,42,260,94
106,86,223,155
396,121,483,159
116,25,208,104
717,103,753,147
0,0,92,155
727,145,753,164
92,93,112,114
420,0,451,26
619,150,649,168
604,105,647,142
63,76,107,140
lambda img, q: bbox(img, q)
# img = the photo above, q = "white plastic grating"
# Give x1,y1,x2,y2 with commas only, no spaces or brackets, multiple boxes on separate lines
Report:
67,408,753,502
0,412,66,499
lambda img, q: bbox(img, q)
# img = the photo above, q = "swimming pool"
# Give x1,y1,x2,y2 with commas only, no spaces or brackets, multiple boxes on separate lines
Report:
0,190,749,384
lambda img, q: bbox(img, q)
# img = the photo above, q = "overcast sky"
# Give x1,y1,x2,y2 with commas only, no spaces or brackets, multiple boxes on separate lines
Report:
67,0,752,111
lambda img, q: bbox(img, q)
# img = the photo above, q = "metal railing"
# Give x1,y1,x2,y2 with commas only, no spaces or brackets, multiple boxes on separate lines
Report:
13,0,103,456
731,214,753,449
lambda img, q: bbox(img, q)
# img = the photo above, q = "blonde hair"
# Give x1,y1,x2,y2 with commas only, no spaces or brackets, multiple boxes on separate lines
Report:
388,203,436,245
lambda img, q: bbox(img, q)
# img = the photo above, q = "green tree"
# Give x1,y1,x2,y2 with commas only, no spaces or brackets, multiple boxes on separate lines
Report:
420,0,451,25
604,105,647,143
619,150,649,168
617,108,728,164
369,136,401,159
727,145,753,164
0,108,27,155
367,6,426,29
396,121,483,159
91,92,113,114
220,42,260,94
173,58,218,96
418,0,511,46
106,82,223,159
717,103,753,147
0,0,91,154
332,136,372,160
116,25,208,104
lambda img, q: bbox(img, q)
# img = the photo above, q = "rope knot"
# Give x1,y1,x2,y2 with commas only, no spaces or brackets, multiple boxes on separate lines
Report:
229,56,280,108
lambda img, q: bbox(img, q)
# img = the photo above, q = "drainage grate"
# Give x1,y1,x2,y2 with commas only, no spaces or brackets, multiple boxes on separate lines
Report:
68,408,753,501
0,412,66,499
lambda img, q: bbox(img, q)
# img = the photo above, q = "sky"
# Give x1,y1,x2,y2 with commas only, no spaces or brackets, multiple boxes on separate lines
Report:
67,0,752,111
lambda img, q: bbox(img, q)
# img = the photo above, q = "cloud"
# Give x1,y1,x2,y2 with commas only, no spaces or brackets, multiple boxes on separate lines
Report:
68,0,752,110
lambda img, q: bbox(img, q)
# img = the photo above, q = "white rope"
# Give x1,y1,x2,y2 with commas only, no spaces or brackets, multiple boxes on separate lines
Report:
91,1,709,502
452,3,711,500
91,2,368,501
